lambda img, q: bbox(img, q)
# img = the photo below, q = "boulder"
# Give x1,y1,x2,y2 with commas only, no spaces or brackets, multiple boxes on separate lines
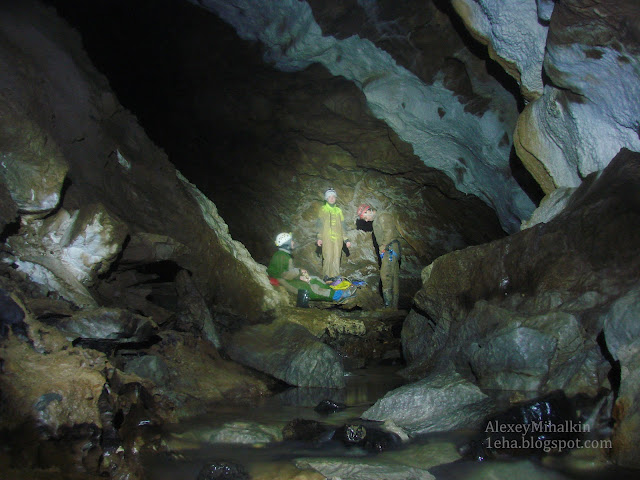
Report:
226,320,345,388
602,287,640,468
44,307,157,347
361,370,495,435
7,204,128,307
0,102,68,214
197,461,249,480
401,309,449,370
459,303,595,393
295,457,434,480
409,149,640,465
460,391,582,460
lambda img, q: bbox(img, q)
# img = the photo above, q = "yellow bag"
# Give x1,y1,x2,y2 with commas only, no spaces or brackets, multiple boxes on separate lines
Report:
329,280,352,290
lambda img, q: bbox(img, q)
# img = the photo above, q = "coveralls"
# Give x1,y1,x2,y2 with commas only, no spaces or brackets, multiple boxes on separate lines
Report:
372,211,400,308
316,203,349,278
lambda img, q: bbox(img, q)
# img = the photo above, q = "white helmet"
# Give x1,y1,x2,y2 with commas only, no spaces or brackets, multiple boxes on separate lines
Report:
324,188,337,200
275,232,292,246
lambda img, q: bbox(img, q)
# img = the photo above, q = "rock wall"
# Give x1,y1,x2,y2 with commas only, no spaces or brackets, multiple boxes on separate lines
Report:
458,0,640,194
407,149,640,467
186,0,535,232
0,0,286,321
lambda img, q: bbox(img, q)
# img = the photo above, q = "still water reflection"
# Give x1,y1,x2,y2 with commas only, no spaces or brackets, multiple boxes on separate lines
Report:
143,366,406,479
143,366,638,480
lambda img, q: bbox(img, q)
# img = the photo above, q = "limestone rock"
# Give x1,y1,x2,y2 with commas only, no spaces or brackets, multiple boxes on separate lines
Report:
119,232,190,264
401,309,449,369
521,186,576,229
147,332,272,418
361,370,495,435
602,288,640,468
451,0,548,100
187,0,533,233
122,354,171,387
50,307,157,343
226,320,345,388
0,338,106,432
295,457,434,480
459,303,595,393
0,102,68,214
514,0,640,192
0,0,289,322
409,149,640,464
295,438,461,480
6,204,128,307
209,422,283,445
411,149,640,396
175,269,220,348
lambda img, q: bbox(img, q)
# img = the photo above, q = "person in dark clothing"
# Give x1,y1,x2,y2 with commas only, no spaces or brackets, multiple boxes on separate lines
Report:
357,204,401,309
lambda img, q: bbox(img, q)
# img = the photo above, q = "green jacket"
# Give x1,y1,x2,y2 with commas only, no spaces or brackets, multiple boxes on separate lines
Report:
267,249,299,279
267,249,332,300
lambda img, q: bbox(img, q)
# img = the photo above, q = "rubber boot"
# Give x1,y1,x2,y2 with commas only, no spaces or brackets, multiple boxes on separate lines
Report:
296,289,310,308
382,291,393,308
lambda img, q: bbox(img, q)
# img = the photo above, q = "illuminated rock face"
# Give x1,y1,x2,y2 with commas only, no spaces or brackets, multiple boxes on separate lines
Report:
453,0,640,194
187,0,536,233
452,0,549,101
179,0,640,234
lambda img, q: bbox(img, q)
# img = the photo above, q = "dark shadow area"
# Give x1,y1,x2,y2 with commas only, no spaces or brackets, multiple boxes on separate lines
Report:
509,146,545,206
597,330,621,398
0,220,20,244
432,0,526,112
136,260,183,283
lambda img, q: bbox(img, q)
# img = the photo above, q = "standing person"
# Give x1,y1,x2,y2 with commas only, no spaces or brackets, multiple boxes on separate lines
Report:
316,188,351,281
267,232,356,303
357,204,401,309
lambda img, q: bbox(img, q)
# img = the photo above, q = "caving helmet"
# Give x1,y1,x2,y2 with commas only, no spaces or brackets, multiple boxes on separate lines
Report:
275,232,292,247
324,188,337,201
357,204,372,219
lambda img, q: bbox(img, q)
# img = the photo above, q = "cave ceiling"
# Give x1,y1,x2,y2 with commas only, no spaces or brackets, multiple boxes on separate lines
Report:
40,0,545,268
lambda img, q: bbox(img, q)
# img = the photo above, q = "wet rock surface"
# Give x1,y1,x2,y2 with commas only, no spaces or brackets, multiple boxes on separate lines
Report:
333,422,403,453
362,370,495,435
314,399,347,415
460,391,582,461
225,319,346,388
404,149,640,466
197,461,249,480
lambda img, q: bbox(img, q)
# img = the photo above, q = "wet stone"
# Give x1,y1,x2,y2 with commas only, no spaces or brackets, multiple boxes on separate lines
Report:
333,422,402,453
460,390,582,460
314,398,347,414
282,418,333,443
196,461,249,480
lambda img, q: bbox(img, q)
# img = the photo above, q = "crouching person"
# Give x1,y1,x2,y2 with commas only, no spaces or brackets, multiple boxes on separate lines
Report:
268,232,356,304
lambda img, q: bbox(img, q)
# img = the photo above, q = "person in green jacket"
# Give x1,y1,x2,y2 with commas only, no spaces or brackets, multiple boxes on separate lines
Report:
357,204,401,309
267,232,356,303
316,188,351,281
